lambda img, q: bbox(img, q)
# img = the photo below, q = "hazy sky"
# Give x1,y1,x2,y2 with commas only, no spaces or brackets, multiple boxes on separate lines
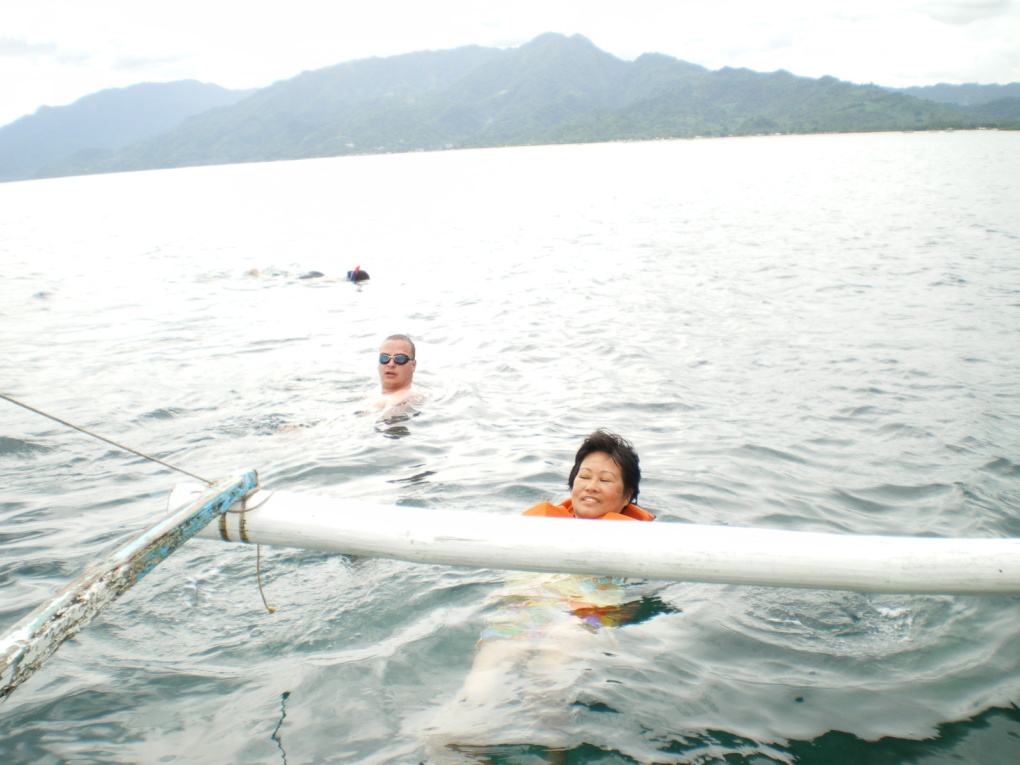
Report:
3,1,1019,126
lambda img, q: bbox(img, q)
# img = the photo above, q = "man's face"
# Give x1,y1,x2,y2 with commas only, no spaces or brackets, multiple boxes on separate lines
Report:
378,338,416,390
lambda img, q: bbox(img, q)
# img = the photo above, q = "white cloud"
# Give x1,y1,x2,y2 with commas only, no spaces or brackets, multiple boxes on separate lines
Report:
110,53,192,74
0,37,59,58
917,0,1016,26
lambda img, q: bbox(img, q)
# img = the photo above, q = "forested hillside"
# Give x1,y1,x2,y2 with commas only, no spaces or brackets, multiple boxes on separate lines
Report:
0,81,251,182
4,34,1016,183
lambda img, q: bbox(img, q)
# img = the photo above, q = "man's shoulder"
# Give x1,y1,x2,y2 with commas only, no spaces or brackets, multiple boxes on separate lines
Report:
388,385,424,407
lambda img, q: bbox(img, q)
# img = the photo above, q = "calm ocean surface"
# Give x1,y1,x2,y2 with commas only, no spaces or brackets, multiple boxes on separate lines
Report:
2,131,1020,764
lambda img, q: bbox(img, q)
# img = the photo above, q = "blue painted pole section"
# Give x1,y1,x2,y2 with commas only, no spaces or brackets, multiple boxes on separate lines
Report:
0,468,258,701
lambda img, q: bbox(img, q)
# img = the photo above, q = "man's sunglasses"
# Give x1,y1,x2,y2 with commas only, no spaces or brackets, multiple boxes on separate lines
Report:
379,353,414,365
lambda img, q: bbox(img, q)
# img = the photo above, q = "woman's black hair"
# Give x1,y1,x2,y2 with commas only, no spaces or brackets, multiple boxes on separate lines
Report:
567,429,641,504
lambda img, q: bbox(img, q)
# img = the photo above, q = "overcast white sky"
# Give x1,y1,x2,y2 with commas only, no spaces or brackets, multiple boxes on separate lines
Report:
3,1,1019,127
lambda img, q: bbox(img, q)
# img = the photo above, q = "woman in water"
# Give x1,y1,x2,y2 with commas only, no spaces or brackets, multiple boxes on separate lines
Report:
425,431,655,760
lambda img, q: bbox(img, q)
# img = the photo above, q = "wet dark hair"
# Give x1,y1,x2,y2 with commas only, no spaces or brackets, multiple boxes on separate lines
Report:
384,334,416,359
567,429,641,504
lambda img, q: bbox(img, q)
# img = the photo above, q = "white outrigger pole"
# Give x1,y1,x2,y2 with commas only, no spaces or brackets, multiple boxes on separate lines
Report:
5,473,1018,701
0,469,259,701
178,484,1020,596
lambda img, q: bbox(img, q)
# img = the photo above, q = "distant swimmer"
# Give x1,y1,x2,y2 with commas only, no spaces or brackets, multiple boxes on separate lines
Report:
347,266,370,283
371,334,423,412
246,268,329,280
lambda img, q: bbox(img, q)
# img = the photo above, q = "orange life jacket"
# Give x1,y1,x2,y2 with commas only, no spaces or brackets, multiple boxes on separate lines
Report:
521,498,654,522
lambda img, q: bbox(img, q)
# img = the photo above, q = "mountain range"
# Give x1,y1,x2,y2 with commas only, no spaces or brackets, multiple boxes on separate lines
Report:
0,81,252,182
2,33,1017,184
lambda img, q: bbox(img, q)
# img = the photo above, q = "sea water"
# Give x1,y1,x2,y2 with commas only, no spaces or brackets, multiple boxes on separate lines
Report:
1,131,1019,764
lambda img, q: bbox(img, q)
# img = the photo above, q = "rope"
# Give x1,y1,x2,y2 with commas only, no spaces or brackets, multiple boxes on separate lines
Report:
1,392,213,485
3,391,280,613
257,544,277,614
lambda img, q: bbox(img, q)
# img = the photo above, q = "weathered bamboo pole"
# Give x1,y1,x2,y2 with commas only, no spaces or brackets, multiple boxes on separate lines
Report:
0,469,258,700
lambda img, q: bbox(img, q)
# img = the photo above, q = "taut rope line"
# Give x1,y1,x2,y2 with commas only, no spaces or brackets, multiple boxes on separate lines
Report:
2,392,279,613
1,392,213,485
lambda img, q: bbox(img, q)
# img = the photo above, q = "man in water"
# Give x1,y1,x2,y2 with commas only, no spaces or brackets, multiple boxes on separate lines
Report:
373,334,423,411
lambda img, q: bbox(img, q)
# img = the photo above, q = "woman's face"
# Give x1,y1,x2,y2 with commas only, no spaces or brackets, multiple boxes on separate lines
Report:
570,451,632,519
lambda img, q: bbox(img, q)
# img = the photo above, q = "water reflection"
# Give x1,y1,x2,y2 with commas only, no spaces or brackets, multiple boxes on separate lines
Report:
375,409,419,439
271,690,291,764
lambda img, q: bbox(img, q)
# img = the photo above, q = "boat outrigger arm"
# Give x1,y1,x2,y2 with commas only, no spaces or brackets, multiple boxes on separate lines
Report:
174,483,1020,596
0,469,259,701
